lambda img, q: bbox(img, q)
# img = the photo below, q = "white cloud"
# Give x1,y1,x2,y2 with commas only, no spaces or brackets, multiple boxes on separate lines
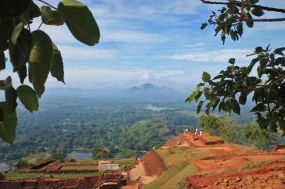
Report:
46,68,190,90
159,0,202,15
102,30,166,44
167,49,251,62
59,46,117,62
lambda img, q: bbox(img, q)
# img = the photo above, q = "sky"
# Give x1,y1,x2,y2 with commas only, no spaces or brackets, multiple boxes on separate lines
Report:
5,0,285,92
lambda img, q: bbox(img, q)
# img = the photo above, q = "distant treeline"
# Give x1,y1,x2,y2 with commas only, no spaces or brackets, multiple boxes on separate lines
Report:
199,115,284,150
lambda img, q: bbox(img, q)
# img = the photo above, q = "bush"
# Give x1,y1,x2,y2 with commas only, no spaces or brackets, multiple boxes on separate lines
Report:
51,148,67,162
242,124,275,150
15,159,28,169
199,115,240,143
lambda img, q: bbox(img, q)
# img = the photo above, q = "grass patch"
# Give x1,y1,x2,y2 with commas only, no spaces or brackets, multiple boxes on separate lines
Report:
240,160,269,170
4,172,100,180
155,147,211,167
145,161,198,189
77,160,99,164
113,158,135,169
77,158,135,169
61,165,98,171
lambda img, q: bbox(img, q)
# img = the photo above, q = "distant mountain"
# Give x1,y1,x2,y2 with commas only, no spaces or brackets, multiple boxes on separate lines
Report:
42,84,184,104
127,83,184,102
129,83,161,92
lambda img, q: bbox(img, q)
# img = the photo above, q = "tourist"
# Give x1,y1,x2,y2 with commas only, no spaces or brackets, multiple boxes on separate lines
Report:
199,129,203,138
194,128,198,136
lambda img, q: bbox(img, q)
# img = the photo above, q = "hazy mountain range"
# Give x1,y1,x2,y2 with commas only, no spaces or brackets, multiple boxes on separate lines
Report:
43,83,186,103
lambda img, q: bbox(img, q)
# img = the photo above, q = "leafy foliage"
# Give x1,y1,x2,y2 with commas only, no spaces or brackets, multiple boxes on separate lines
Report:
199,115,276,149
0,0,100,143
243,124,274,150
201,0,271,44
187,0,285,133
15,159,28,169
92,148,110,160
199,115,241,143
17,85,39,112
58,0,100,46
51,148,67,162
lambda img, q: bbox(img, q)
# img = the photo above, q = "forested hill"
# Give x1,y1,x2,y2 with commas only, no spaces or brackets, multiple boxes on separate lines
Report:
0,94,198,161
0,85,256,161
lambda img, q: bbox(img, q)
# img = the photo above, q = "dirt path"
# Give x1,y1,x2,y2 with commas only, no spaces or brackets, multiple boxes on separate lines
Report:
129,161,157,184
122,161,157,189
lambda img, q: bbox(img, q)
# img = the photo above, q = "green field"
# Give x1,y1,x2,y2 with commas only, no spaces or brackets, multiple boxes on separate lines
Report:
155,147,211,167
61,165,98,171
145,161,198,189
4,172,100,180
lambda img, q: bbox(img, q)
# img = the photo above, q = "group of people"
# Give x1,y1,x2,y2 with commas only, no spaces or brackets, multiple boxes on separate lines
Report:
194,128,203,138
183,128,204,138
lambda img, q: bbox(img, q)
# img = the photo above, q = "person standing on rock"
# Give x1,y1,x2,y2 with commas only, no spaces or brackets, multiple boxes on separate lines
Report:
194,128,198,136
199,129,203,138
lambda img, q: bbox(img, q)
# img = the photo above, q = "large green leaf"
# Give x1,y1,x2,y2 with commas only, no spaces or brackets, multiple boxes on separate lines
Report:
51,44,65,83
17,85,39,112
29,2,41,19
231,99,240,115
274,47,285,56
41,6,64,26
0,51,5,70
0,112,17,144
185,91,197,103
0,0,32,17
58,0,100,46
239,94,247,105
17,65,27,84
251,103,266,112
251,8,264,17
5,84,17,114
279,119,285,132
202,72,211,82
9,23,32,70
246,13,254,28
0,19,14,51
28,30,53,97
228,58,235,65
200,23,208,30
197,100,204,114
237,23,243,36
0,77,12,91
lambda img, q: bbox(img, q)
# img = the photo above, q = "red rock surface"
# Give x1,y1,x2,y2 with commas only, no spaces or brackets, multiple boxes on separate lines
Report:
187,161,285,189
142,150,167,176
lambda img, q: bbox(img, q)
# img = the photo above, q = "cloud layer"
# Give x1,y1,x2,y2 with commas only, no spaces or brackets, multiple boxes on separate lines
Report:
11,0,284,92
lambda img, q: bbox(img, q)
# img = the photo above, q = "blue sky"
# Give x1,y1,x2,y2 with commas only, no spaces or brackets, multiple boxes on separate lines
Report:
6,0,285,92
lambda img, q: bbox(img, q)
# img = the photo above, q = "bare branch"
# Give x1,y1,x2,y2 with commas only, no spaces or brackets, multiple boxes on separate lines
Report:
253,18,285,22
36,0,58,10
200,0,285,14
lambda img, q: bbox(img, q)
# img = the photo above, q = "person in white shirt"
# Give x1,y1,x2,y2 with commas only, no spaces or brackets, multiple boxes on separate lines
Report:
199,129,203,138
194,128,198,136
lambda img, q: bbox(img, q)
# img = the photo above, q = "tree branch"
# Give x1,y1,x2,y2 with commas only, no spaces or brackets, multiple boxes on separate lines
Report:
253,18,285,22
200,0,285,14
36,0,58,10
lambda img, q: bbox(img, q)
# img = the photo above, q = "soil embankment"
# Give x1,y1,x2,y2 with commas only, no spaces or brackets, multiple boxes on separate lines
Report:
142,150,167,176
